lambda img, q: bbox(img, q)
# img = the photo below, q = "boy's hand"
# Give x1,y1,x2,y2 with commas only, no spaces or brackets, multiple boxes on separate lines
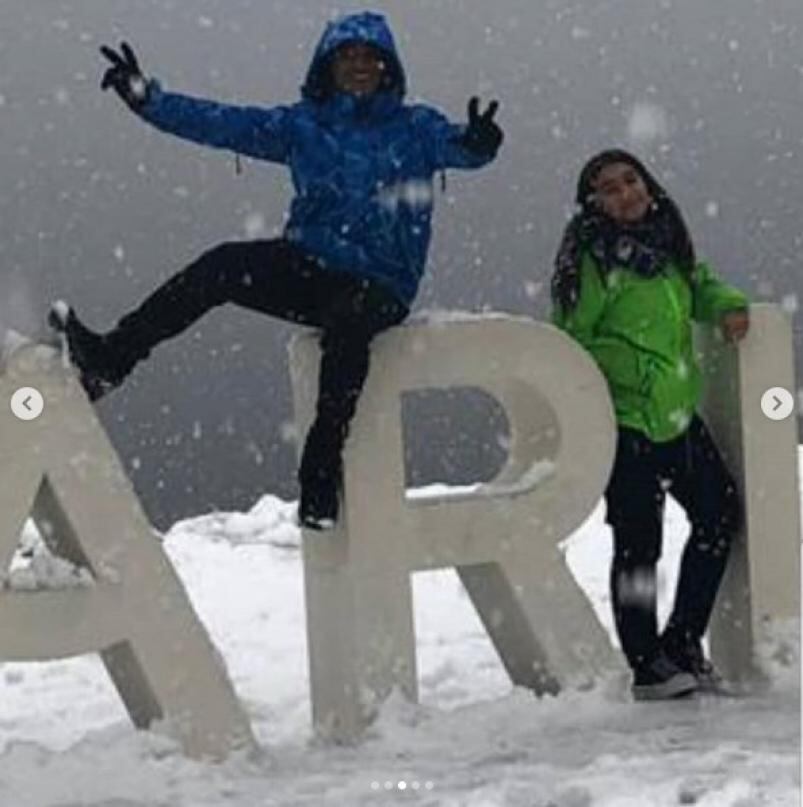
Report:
457,96,503,156
100,41,150,111
720,308,750,343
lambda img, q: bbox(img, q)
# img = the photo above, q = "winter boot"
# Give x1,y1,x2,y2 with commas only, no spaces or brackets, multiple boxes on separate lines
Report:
631,650,698,701
298,461,343,530
298,467,341,531
49,302,137,401
661,629,725,694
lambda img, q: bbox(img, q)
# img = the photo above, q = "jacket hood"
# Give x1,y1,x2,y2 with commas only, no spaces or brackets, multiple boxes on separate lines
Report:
301,11,406,101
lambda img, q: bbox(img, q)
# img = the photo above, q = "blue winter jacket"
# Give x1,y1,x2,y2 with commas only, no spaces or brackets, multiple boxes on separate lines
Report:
137,11,499,306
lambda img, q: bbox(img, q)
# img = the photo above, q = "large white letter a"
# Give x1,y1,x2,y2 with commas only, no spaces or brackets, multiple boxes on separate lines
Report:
0,344,254,759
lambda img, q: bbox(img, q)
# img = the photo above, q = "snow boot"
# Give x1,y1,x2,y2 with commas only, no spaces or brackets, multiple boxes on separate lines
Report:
298,468,340,531
48,302,136,401
661,630,726,694
631,650,698,701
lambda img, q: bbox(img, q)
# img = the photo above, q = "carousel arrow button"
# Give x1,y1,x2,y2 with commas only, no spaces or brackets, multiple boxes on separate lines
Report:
11,387,44,421
760,387,794,421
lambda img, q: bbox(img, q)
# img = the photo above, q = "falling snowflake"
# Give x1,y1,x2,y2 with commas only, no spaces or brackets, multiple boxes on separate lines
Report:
524,281,543,300
280,420,298,444
626,102,669,144
616,569,656,607
377,180,433,212
243,212,267,238
668,409,691,431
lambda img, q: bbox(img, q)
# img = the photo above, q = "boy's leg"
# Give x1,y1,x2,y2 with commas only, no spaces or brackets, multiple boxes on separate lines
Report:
297,280,407,527
662,415,741,649
59,240,332,398
108,239,331,353
605,428,665,672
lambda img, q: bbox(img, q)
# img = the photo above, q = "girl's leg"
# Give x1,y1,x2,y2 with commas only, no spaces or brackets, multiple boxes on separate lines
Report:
662,416,741,646
297,280,407,527
605,428,665,671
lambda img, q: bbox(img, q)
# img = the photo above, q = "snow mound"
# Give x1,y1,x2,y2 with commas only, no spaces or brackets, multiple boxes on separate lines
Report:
0,491,797,805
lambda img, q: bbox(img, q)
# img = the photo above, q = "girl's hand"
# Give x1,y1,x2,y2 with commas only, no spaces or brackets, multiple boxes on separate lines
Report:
720,308,750,343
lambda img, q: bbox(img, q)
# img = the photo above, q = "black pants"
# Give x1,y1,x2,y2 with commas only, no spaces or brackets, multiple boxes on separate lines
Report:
604,415,742,672
106,238,408,491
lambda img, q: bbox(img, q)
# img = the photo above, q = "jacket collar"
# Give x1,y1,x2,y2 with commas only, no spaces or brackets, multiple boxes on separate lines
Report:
315,90,402,126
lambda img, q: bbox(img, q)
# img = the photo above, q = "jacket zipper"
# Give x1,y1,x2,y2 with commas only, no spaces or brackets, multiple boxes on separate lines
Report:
661,275,684,352
661,274,694,451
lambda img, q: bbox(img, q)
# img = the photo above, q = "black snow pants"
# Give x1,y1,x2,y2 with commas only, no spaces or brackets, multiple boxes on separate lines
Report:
104,238,408,496
604,415,742,672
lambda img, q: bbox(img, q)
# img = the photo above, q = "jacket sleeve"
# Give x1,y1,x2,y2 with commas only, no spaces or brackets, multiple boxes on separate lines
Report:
691,261,749,324
552,255,645,395
137,81,293,164
411,105,498,172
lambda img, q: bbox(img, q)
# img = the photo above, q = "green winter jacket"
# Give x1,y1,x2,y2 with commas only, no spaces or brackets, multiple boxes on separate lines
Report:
552,252,748,442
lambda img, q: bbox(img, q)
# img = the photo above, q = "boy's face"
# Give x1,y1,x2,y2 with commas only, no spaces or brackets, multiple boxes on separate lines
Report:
331,43,386,96
592,162,654,224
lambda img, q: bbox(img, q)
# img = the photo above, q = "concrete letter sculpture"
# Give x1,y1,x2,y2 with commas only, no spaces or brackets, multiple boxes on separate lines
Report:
291,307,800,740
697,304,800,682
0,343,254,759
289,315,619,741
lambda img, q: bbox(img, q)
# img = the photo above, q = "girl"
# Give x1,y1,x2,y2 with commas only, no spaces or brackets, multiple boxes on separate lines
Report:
552,150,749,700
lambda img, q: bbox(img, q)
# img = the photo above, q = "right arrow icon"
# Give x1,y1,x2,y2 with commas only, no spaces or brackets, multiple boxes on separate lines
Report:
761,387,794,421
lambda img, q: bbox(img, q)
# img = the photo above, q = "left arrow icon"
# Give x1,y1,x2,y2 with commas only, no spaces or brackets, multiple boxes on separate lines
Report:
10,387,44,421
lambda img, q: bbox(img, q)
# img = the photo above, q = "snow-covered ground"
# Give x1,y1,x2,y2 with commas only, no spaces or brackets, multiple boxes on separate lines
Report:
0,486,798,806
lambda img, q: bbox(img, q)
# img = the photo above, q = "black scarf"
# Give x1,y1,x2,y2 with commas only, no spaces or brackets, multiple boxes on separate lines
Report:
551,150,696,312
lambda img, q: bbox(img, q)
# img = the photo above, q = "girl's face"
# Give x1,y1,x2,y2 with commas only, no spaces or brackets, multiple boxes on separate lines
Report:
331,43,386,96
591,161,654,224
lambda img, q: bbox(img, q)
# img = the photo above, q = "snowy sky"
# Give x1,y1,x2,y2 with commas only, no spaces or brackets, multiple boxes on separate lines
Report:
1,0,802,525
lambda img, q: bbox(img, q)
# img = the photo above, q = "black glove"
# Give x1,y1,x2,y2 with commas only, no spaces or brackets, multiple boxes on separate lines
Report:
457,96,503,157
100,41,150,111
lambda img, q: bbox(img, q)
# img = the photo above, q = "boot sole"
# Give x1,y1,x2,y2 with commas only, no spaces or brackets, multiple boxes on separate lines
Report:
695,677,736,696
632,672,698,701
298,513,337,531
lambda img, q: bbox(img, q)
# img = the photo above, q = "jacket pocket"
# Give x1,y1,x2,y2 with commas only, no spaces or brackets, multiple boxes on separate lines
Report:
642,356,696,438
589,340,646,397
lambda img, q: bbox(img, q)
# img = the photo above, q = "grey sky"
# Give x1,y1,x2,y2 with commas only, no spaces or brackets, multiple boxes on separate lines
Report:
2,0,801,526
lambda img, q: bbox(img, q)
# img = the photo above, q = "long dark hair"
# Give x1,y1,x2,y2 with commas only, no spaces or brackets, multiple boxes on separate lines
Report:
552,149,696,311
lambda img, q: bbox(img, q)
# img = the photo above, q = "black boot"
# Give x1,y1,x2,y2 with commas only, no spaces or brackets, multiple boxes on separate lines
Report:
661,625,724,693
49,304,139,401
297,414,348,532
631,650,698,701
298,466,341,531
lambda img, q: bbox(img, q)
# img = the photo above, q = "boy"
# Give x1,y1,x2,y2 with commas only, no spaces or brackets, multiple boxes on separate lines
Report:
54,11,503,529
